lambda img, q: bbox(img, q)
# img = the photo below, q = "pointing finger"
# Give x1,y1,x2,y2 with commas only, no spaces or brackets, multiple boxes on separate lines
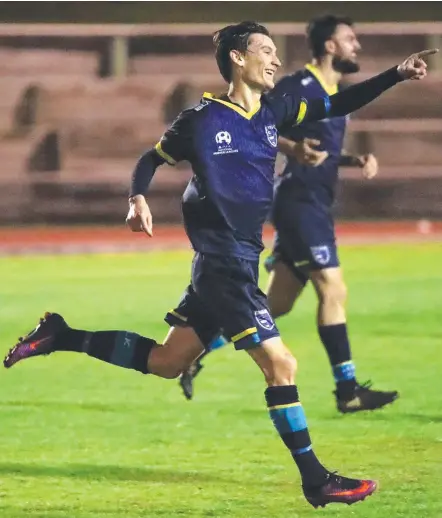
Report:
416,48,439,59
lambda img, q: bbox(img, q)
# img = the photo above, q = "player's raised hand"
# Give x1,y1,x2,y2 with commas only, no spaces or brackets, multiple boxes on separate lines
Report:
397,49,439,80
126,195,153,237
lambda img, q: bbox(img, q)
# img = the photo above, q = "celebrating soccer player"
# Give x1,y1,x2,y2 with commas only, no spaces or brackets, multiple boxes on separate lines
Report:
181,15,400,414
4,21,436,508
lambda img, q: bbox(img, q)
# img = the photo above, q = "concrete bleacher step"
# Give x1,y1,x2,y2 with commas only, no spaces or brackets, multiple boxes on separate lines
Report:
26,158,189,224
0,123,62,179
60,156,189,186
131,53,218,75
0,138,35,177
340,164,442,180
347,118,442,166
0,48,98,76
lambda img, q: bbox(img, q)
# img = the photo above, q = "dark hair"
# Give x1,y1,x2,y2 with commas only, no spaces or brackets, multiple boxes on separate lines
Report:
213,21,270,83
307,14,354,58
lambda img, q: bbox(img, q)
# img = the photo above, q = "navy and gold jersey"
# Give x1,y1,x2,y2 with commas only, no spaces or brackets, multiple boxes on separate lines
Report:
274,64,348,206
155,92,310,260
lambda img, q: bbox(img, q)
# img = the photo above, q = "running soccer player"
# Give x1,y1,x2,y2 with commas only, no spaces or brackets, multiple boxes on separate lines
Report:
4,21,436,508
267,14,400,414
179,16,398,413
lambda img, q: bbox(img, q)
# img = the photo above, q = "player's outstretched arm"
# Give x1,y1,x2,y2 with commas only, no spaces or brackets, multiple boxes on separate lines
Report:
304,49,439,123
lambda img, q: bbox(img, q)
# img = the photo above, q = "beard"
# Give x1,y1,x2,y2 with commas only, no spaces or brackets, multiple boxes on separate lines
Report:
332,56,360,74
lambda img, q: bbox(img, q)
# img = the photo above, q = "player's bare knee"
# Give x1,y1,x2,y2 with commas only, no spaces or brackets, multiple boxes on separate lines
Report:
148,351,188,379
156,361,185,379
266,353,298,386
319,281,347,306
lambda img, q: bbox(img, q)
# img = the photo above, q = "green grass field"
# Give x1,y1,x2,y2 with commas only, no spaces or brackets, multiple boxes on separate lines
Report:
0,243,441,518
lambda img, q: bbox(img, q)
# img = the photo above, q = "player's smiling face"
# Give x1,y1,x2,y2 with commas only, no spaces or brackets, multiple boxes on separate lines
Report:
240,33,281,91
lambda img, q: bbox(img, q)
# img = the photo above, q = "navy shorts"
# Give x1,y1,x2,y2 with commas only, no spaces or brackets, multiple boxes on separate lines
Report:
265,199,339,284
165,252,280,350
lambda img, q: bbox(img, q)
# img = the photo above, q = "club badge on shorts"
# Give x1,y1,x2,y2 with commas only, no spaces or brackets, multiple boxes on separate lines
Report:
255,309,275,330
310,245,330,265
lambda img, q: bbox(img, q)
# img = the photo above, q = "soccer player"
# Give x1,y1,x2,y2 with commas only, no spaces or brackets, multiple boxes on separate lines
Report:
180,15,401,413
3,21,435,508
267,15,400,414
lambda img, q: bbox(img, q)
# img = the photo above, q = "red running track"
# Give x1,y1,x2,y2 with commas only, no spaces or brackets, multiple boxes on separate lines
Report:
0,221,441,256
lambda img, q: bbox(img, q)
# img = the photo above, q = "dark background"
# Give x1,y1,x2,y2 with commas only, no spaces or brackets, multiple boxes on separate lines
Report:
1,1,442,24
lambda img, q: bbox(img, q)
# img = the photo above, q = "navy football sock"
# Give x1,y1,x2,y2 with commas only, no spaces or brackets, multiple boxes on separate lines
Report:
318,323,356,400
54,329,155,374
265,385,328,487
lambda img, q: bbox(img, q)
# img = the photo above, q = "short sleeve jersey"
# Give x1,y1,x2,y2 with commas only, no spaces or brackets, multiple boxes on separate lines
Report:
155,91,315,259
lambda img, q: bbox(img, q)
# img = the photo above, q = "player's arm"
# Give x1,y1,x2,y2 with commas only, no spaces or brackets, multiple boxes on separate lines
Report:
305,49,437,123
127,110,192,236
339,151,364,168
127,150,165,236
272,49,438,128
340,151,379,179
304,67,402,123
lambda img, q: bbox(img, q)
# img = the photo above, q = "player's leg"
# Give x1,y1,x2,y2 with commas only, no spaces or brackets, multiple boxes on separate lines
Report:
247,336,377,507
280,201,398,412
4,277,219,380
310,265,354,395
194,253,377,507
177,230,306,401
266,195,310,318
264,255,306,318
179,245,307,400
3,310,206,379
148,326,205,378
178,334,228,400
310,265,399,412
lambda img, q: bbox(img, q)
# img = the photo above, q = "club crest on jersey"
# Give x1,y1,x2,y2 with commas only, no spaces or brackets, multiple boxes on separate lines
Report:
265,125,278,147
311,245,330,265
255,309,275,330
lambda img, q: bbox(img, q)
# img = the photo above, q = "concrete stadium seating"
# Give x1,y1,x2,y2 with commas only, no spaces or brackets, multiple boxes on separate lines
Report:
0,27,441,222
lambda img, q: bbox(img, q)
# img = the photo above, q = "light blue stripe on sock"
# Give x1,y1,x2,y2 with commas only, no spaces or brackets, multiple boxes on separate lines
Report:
294,445,312,455
111,332,138,368
270,405,308,435
333,361,356,382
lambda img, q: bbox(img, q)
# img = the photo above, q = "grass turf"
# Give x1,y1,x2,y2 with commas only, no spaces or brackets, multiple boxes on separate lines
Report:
0,243,441,517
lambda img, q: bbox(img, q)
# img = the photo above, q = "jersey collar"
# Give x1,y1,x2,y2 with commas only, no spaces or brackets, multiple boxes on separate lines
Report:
304,64,338,96
203,92,261,120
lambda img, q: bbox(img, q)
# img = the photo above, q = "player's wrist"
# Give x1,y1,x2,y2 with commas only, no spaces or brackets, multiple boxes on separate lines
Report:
340,154,364,167
129,194,147,204
394,64,407,82
356,155,366,167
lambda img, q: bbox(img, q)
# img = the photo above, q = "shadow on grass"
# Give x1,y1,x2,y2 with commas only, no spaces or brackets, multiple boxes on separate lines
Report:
0,462,231,484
